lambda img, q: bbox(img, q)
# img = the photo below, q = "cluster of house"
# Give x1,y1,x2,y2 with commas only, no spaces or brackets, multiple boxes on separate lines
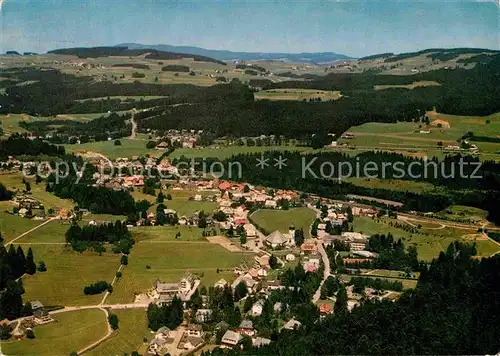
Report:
444,142,479,152
11,195,47,220
216,181,299,228
323,231,370,251
0,156,22,170
151,129,202,150
147,324,205,355
219,303,305,349
152,274,201,305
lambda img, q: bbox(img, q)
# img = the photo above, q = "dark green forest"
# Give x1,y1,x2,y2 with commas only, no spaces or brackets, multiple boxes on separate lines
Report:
48,46,226,65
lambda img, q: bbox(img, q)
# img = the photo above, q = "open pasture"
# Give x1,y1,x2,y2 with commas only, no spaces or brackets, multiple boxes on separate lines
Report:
107,241,254,303
341,111,500,160
374,80,441,90
0,172,74,210
21,245,120,306
254,88,342,101
352,216,500,261
0,309,108,356
87,309,150,356
250,207,317,238
132,225,207,242
64,137,160,159
0,208,42,243
169,145,311,160
344,177,436,194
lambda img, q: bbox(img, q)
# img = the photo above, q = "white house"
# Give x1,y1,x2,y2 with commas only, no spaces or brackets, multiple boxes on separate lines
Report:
283,318,302,330
221,330,241,347
251,300,265,317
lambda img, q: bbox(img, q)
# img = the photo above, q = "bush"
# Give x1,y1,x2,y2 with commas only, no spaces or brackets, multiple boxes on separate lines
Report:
116,271,122,278
121,255,128,265
37,261,47,272
162,65,190,72
146,265,151,269
114,140,121,146
131,72,146,78
83,281,110,295
0,325,12,340
108,313,119,330
146,140,157,149
26,329,35,339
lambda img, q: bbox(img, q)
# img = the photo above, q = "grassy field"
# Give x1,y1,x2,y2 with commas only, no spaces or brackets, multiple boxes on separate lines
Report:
1,114,54,136
0,309,107,356
374,80,441,90
158,200,218,217
352,216,500,261
361,269,419,278
76,95,167,102
352,216,413,239
107,241,254,304
0,207,42,243
169,145,311,160
0,172,74,210
340,273,418,289
435,205,488,223
21,245,120,306
81,213,127,222
87,309,150,356
13,220,69,243
64,138,160,159
254,88,342,101
344,177,436,194
341,111,500,160
131,188,218,216
250,207,317,238
132,225,207,242
0,113,100,137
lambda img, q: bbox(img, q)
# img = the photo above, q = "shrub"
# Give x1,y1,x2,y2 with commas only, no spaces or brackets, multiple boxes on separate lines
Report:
26,329,35,339
37,261,47,272
114,140,121,146
108,313,119,330
83,281,110,295
121,255,128,265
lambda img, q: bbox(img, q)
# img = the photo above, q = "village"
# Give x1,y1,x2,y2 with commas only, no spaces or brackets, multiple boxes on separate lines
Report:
1,152,405,355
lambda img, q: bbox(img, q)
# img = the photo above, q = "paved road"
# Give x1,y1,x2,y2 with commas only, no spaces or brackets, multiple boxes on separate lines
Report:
307,204,333,304
312,241,332,303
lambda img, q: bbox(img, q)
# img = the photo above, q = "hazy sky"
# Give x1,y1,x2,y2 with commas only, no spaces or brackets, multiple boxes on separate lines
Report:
0,0,498,57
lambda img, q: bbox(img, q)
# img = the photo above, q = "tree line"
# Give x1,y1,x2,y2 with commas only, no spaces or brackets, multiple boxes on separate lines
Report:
0,243,38,320
65,220,133,253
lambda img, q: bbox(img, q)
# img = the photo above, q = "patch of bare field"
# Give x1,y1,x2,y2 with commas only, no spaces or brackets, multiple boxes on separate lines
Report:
206,235,242,252
374,80,441,90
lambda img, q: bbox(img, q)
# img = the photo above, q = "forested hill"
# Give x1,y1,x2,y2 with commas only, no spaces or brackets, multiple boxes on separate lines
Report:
358,47,499,62
48,46,226,65
204,243,500,355
119,42,353,63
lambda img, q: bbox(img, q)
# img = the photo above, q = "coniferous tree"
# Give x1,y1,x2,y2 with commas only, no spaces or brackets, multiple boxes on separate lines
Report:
334,285,348,316
25,247,37,275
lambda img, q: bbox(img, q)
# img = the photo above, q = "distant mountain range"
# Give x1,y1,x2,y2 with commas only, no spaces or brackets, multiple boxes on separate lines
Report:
117,43,353,63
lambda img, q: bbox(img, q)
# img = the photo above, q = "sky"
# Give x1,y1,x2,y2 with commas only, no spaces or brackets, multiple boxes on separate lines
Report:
0,0,498,57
